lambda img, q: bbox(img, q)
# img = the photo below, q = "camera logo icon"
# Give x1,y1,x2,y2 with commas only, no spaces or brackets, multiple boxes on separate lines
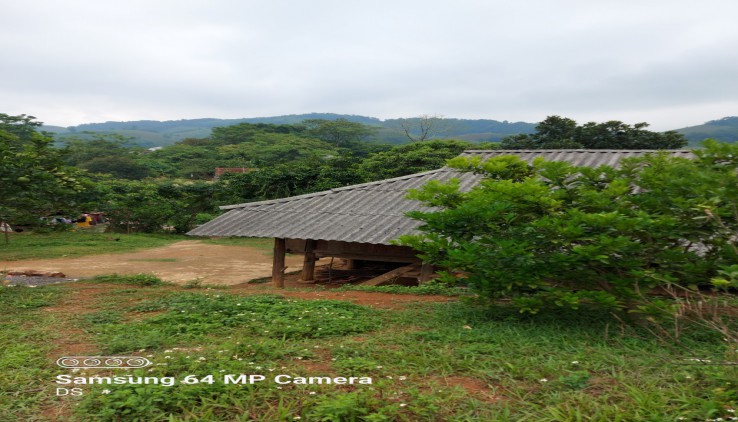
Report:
56,356,152,369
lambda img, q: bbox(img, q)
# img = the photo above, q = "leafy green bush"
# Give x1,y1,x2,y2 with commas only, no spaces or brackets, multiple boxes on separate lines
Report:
399,140,738,315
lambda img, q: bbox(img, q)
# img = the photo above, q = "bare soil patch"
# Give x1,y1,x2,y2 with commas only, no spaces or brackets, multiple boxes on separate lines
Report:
0,240,307,285
4,240,456,311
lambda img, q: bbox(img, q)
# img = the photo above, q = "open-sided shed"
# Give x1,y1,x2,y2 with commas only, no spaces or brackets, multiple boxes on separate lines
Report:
188,149,695,287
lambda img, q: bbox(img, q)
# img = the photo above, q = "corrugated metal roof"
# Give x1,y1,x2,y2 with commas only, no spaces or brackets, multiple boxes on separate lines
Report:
188,149,695,244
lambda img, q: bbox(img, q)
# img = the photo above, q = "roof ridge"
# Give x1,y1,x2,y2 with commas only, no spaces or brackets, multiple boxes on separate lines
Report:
220,167,448,210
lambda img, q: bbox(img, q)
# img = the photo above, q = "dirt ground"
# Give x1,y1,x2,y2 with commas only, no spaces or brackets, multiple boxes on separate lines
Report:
0,240,310,285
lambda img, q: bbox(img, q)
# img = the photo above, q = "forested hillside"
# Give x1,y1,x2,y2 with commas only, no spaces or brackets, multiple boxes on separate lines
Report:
675,116,738,145
45,114,536,147
44,114,738,148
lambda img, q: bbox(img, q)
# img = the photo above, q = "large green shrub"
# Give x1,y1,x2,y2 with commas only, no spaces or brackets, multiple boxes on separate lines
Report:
398,140,738,314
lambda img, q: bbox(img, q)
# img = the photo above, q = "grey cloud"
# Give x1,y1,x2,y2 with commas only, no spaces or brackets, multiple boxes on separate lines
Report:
1,0,737,130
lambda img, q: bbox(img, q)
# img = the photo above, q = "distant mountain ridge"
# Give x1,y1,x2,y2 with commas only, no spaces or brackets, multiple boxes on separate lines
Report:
42,113,738,147
43,113,536,147
674,116,738,145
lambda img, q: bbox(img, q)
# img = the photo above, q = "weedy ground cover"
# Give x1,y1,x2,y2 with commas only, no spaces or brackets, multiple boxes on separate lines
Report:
0,284,68,421
337,280,471,297
0,277,736,421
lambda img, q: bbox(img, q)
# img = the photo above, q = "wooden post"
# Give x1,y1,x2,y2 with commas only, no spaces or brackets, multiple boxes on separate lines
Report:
272,238,286,288
301,239,316,282
344,259,356,270
419,262,434,284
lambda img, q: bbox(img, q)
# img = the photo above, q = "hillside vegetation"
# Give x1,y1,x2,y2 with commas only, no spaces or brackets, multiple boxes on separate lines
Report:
46,113,536,147
2,112,695,235
676,116,738,145
45,114,738,149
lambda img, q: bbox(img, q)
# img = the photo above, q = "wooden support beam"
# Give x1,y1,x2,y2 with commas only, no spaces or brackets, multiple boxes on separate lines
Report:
316,253,421,264
272,237,286,288
359,264,418,286
300,239,317,282
419,262,434,284
344,259,356,270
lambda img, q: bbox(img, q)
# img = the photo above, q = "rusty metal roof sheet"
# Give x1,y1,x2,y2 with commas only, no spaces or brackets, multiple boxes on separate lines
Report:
188,149,695,244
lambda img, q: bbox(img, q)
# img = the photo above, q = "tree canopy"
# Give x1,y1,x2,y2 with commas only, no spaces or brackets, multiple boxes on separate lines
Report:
500,115,688,149
358,139,472,179
0,114,84,226
302,118,378,147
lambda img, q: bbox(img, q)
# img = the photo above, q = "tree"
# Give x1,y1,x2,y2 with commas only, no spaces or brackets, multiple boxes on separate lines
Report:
500,116,688,149
398,114,448,142
210,122,304,145
60,133,152,179
100,180,174,233
156,181,218,233
80,156,150,180
577,121,686,149
217,133,339,166
60,133,134,164
215,156,366,203
358,140,472,179
142,144,221,179
0,113,43,144
0,114,84,234
532,115,580,147
302,118,377,147
398,140,737,315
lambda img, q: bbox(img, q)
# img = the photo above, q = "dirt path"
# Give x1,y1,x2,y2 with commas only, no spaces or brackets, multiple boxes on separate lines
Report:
0,240,308,285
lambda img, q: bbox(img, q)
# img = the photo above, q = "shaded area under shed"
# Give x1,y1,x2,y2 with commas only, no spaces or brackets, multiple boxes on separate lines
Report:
253,259,435,288
274,238,435,288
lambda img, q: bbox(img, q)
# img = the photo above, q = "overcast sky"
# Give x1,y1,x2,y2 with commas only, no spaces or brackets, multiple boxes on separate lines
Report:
2,0,737,130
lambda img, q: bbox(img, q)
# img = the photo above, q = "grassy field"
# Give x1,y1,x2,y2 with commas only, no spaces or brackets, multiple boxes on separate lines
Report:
199,236,273,251
1,274,736,421
0,232,187,261
0,231,272,261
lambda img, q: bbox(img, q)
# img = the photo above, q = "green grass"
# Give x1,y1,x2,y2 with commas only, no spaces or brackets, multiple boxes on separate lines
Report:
0,284,68,421
92,293,378,354
0,232,188,261
89,273,168,286
196,236,273,250
1,277,736,421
